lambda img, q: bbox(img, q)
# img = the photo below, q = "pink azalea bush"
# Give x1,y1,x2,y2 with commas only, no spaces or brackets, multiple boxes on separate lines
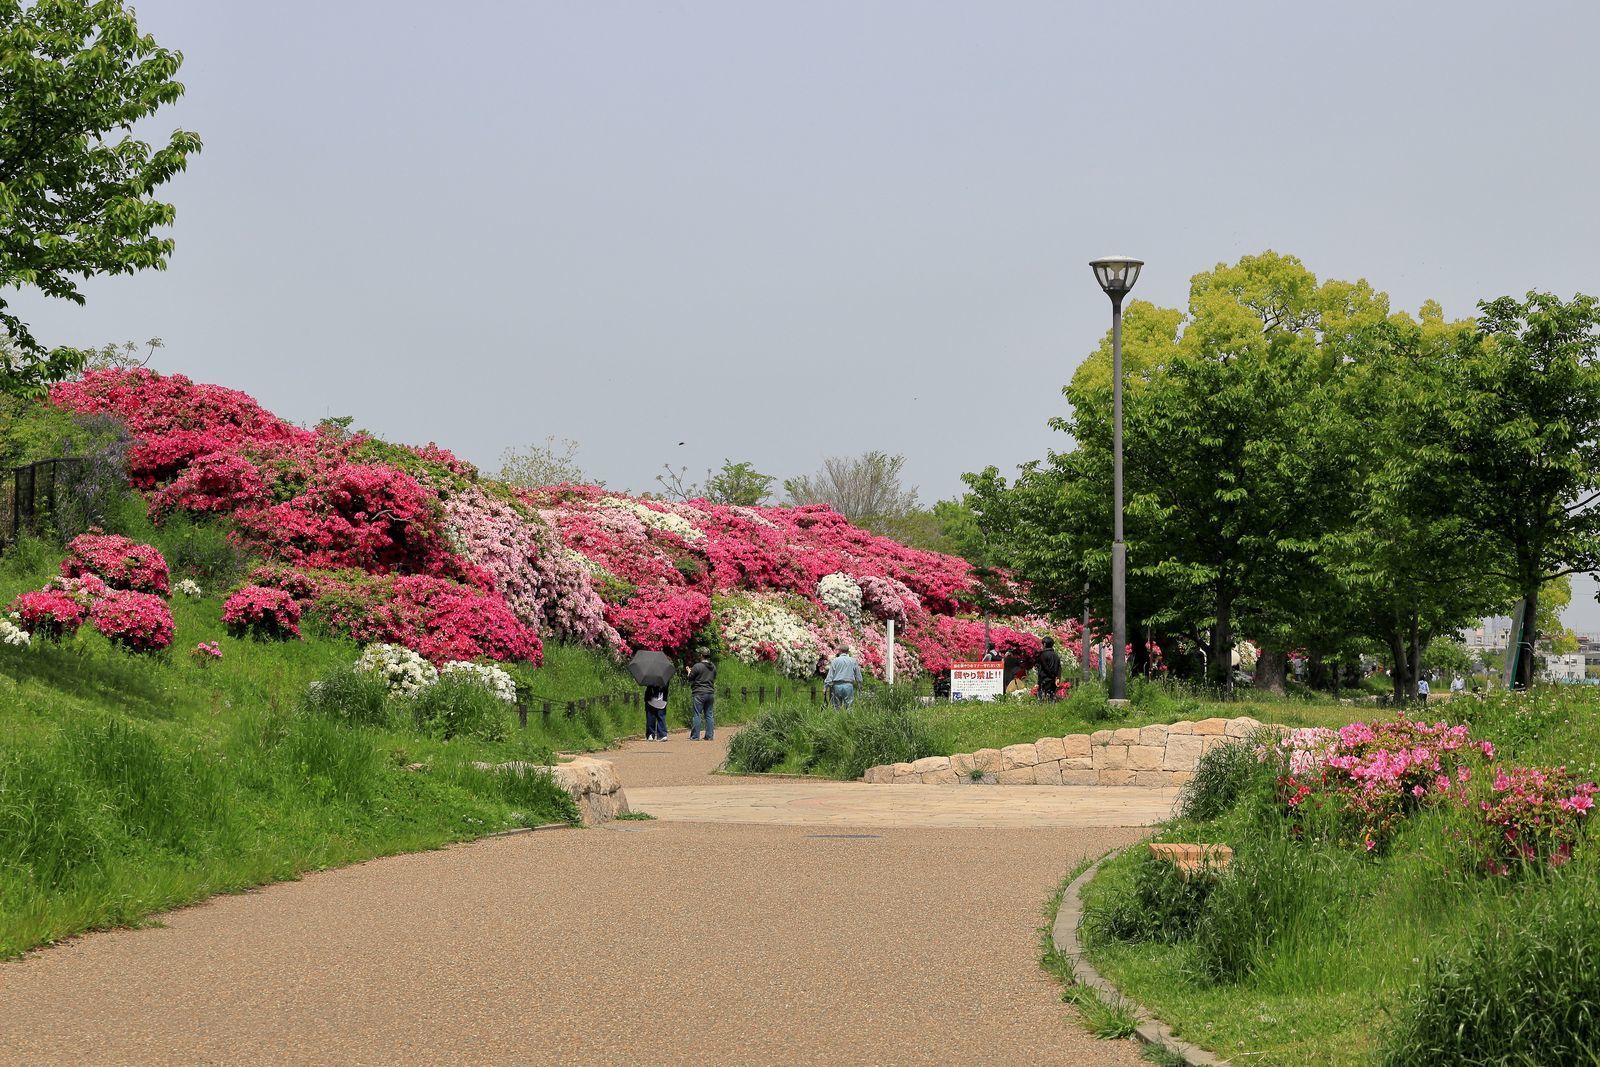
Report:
48,368,1121,672
61,531,170,596
10,588,89,639
222,585,303,640
89,590,174,652
1465,766,1597,875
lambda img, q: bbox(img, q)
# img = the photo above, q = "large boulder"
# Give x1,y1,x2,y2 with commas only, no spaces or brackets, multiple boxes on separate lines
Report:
475,756,630,826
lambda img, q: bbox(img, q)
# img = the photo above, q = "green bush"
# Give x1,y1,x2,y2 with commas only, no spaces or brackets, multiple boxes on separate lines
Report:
303,668,392,728
838,701,937,779
1066,678,1118,722
1178,733,1267,822
726,704,805,773
1085,853,1215,945
724,688,937,779
1382,864,1600,1066
410,676,510,741
161,514,247,586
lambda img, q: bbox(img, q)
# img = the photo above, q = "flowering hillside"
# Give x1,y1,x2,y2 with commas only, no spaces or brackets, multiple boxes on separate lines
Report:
50,370,1098,677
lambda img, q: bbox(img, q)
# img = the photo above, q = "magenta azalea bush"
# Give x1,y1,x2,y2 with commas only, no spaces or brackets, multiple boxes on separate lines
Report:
89,590,174,653
1466,766,1597,875
10,588,89,639
61,530,170,596
49,368,1131,673
222,585,303,640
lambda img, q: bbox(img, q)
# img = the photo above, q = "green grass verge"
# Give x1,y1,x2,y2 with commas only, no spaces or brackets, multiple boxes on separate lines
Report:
1076,687,1600,1066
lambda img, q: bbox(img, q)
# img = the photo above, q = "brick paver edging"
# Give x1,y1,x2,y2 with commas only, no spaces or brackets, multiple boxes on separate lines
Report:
1052,850,1232,1067
864,716,1286,787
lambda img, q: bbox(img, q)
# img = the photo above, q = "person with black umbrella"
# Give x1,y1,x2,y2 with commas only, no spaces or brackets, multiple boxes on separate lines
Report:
628,650,676,742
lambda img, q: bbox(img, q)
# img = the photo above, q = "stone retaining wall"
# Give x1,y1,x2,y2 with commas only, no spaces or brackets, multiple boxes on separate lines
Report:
862,716,1284,787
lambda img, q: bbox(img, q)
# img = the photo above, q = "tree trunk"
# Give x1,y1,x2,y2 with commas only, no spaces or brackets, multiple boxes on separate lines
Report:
1389,630,1411,705
1409,614,1422,701
1255,648,1288,695
1331,656,1342,699
1208,593,1234,694
1308,651,1328,691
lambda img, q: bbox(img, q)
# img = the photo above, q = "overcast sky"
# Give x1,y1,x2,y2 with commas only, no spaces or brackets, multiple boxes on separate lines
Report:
12,1,1600,623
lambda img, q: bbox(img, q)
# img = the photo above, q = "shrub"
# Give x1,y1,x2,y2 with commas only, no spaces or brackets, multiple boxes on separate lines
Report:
1382,866,1600,1065
1085,853,1214,945
61,531,170,596
1065,678,1117,722
163,515,248,586
89,590,175,652
1459,765,1597,875
303,668,392,728
726,705,805,773
354,642,437,698
438,661,517,703
837,701,938,779
222,585,303,640
0,616,30,646
9,588,87,639
410,675,510,741
1179,735,1270,822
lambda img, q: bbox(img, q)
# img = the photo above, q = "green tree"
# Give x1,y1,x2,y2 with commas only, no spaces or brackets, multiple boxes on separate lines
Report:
497,436,592,488
1441,293,1600,688
1,1,201,394
703,460,774,506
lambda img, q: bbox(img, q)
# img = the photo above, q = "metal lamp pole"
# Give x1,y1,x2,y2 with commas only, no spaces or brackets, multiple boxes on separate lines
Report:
1089,256,1144,702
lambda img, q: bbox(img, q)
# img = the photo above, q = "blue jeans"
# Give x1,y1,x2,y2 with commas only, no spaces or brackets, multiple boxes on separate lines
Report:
646,706,666,739
691,692,715,739
829,682,856,708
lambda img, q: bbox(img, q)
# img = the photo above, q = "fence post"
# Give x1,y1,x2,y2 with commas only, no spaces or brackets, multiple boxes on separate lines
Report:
810,684,817,704
776,685,782,701
758,685,765,705
517,703,528,728
565,701,576,720
740,686,749,704
542,701,552,723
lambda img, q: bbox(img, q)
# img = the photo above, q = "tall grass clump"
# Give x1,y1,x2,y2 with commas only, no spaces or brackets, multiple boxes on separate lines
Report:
1177,732,1273,822
1381,858,1600,1065
303,667,393,727
409,675,511,741
1085,852,1214,945
63,717,231,853
725,686,937,778
1064,678,1118,722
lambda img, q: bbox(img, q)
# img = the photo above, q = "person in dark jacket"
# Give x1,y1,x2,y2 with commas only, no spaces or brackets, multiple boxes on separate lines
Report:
1037,636,1062,702
688,650,717,741
644,681,669,741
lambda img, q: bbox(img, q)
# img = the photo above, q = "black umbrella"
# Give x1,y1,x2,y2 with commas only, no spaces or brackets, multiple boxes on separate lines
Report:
627,649,675,688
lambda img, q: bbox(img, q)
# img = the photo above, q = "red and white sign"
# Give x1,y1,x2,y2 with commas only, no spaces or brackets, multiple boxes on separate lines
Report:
950,661,1005,702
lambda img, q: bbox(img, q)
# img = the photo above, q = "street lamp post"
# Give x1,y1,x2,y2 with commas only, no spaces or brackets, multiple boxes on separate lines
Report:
1089,256,1144,703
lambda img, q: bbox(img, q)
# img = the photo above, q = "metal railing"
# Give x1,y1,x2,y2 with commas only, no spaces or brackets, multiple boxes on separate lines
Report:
0,458,88,550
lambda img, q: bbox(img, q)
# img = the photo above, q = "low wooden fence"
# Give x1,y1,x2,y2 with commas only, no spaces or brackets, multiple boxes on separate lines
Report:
0,458,87,550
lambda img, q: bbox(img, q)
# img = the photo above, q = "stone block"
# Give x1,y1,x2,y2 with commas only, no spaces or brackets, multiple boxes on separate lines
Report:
1092,744,1128,770
1001,743,1040,769
997,766,1037,785
972,748,1003,773
1062,734,1091,759
1061,770,1100,786
1170,771,1194,787
1133,771,1171,788
1162,734,1203,771
891,762,914,777
921,768,959,785
1090,730,1114,745
1139,724,1169,747
1034,760,1064,785
862,765,890,784
1127,745,1164,771
1098,769,1135,787
1225,716,1264,738
1113,727,1143,744
1193,717,1229,735
911,755,952,775
1201,735,1233,755
1035,736,1067,763
891,773,920,785
950,752,976,777
543,756,630,825
1063,756,1094,770
1166,720,1195,735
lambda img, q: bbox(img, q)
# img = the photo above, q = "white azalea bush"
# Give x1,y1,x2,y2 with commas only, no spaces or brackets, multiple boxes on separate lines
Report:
816,572,863,623
439,660,517,703
600,496,705,542
719,595,821,677
0,615,31,647
175,578,203,598
356,642,438,697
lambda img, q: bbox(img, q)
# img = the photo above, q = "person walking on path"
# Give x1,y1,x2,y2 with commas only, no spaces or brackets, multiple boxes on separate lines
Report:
688,650,717,741
1416,676,1430,705
824,646,862,708
1451,674,1466,697
1037,637,1062,702
644,681,669,741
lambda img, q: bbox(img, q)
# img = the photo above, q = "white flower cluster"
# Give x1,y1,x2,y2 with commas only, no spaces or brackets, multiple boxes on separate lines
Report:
726,505,777,529
601,497,705,542
440,660,517,703
176,578,203,598
0,615,31,647
816,572,863,622
719,597,819,677
356,642,438,697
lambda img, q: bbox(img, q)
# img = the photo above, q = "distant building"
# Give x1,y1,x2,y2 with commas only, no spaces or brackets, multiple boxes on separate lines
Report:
1543,653,1585,683
1462,616,1512,651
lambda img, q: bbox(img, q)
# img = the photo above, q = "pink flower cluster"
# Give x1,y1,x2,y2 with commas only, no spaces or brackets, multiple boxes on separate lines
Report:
11,588,89,638
62,531,170,596
222,585,303,640
88,589,174,652
1470,766,1597,875
191,641,223,662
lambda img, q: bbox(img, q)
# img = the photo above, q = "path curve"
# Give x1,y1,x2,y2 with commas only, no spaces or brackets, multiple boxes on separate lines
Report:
0,730,1156,1066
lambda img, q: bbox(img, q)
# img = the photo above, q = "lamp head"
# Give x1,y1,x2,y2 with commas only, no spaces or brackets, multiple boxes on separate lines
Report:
1089,256,1144,298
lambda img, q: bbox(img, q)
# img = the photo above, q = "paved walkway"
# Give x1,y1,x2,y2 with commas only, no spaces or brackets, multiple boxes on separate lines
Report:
0,729,1160,1066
